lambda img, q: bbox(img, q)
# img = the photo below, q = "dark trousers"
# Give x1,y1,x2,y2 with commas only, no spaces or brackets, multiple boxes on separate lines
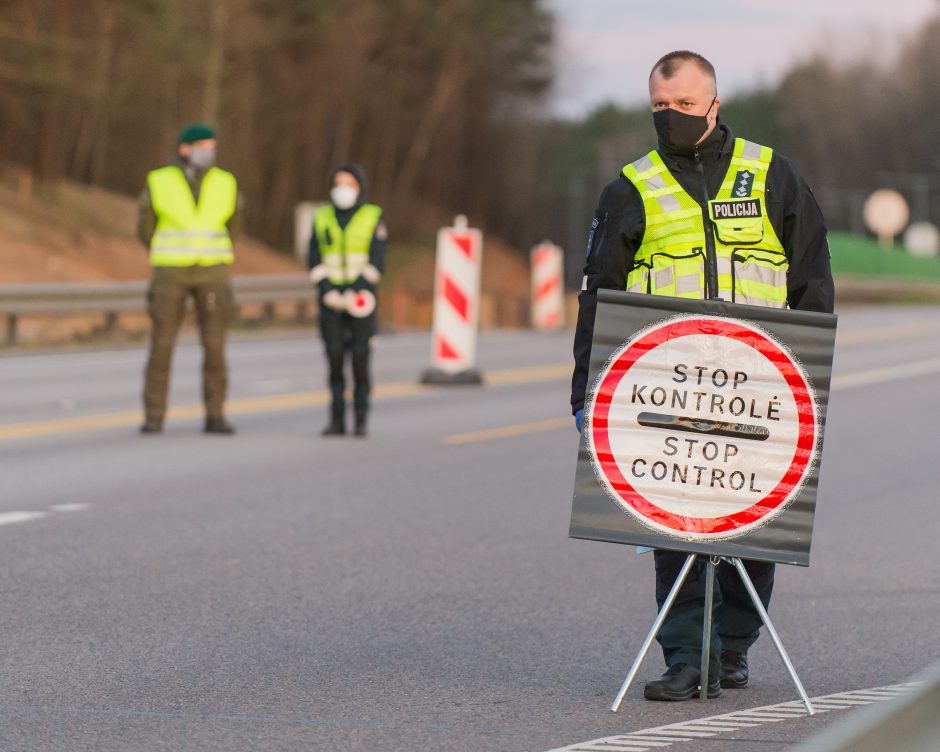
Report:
319,306,375,413
654,549,775,674
143,265,233,422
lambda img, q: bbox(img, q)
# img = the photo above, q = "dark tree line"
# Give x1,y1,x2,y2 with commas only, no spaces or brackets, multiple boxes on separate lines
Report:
0,0,552,248
4,1,940,261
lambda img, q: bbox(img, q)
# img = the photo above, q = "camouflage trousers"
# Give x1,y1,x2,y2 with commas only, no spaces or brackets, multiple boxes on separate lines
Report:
143,265,234,423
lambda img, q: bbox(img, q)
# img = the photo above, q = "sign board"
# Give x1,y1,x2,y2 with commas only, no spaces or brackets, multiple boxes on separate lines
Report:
863,189,909,246
570,292,837,565
903,221,940,258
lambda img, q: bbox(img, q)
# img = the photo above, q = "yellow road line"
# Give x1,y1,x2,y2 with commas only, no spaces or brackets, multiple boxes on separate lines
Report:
484,363,571,385
442,416,571,445
226,379,430,414
0,410,146,441
0,363,570,443
9,318,931,445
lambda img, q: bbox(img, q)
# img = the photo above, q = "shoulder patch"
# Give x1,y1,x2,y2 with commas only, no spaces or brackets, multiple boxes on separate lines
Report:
586,214,605,258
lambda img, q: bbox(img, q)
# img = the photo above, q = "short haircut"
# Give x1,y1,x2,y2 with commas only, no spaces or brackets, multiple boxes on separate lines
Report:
650,50,717,87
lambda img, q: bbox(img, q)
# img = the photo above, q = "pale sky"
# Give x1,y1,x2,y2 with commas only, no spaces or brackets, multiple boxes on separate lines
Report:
546,0,939,118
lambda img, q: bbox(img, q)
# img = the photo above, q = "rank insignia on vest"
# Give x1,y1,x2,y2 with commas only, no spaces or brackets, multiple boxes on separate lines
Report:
710,198,762,220
732,169,754,197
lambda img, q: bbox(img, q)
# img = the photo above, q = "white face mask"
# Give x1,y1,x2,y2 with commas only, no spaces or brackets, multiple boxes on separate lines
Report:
188,146,216,169
330,184,359,210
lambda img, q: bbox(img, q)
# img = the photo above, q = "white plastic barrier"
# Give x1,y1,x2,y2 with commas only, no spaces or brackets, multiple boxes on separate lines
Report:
293,201,321,263
530,241,565,330
421,215,483,384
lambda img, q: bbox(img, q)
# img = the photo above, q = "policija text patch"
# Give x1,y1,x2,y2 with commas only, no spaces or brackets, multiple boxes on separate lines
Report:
710,199,762,220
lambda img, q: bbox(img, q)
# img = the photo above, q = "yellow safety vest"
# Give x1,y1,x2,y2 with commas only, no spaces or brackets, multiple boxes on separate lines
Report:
313,204,383,285
147,166,237,267
622,138,788,308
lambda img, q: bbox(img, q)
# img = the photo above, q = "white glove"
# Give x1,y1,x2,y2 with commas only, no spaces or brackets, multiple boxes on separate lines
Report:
309,265,330,284
321,289,347,312
344,289,376,318
360,264,382,285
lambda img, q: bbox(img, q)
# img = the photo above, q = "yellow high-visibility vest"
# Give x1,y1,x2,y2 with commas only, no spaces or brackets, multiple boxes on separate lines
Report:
622,138,788,307
313,204,383,285
147,166,236,267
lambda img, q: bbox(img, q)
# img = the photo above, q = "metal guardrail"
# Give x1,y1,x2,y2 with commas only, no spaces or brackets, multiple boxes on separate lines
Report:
790,661,940,752
2,273,936,346
0,274,314,344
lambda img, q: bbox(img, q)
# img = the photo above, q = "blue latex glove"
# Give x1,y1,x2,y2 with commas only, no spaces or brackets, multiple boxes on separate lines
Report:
575,408,584,433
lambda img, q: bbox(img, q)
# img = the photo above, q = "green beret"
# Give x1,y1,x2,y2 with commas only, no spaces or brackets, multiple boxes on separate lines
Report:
177,123,215,144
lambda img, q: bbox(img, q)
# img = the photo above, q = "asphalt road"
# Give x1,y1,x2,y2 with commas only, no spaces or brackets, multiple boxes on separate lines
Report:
0,306,938,752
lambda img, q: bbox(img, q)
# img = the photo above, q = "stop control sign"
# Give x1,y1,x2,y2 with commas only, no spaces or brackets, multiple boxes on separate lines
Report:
586,315,819,540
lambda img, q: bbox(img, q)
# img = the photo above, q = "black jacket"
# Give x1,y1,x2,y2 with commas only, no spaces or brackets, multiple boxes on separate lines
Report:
307,205,388,295
570,121,835,414
307,163,387,296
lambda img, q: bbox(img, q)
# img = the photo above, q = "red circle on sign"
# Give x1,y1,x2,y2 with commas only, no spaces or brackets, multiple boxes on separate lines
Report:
589,316,816,535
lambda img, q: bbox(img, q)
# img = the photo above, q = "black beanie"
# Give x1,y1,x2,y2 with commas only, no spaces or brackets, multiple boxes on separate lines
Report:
330,163,367,199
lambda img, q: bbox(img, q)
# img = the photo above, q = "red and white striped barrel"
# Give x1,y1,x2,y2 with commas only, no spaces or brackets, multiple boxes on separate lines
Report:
530,241,564,330
427,216,483,378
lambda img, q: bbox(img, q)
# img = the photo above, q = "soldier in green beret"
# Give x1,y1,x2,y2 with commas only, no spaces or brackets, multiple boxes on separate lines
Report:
137,123,243,434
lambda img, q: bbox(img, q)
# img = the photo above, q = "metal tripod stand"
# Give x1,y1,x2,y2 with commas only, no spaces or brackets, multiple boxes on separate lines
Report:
610,553,815,715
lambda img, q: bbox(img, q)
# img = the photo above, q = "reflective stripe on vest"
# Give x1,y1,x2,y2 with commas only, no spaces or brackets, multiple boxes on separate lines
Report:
147,166,236,267
313,204,382,285
622,138,788,308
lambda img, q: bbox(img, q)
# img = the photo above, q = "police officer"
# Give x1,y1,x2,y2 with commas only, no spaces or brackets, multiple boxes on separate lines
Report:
309,164,387,437
138,123,241,435
570,51,834,701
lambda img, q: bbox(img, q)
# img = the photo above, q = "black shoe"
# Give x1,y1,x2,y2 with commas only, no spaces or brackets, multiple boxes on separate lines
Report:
720,650,749,688
354,409,367,437
322,409,345,436
204,418,236,435
140,419,163,434
644,663,721,701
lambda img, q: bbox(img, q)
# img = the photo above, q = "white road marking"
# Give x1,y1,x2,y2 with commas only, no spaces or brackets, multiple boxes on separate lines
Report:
545,683,918,752
50,503,90,513
611,740,675,747
832,356,940,389
0,504,91,528
811,698,873,706
0,511,47,526
724,711,795,720
611,741,691,748
836,320,940,345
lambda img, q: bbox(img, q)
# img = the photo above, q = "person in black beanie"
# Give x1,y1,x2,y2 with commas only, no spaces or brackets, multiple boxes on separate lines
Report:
308,164,387,437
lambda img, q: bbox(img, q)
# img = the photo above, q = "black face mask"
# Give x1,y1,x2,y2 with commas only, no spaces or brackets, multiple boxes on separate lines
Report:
653,98,716,149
